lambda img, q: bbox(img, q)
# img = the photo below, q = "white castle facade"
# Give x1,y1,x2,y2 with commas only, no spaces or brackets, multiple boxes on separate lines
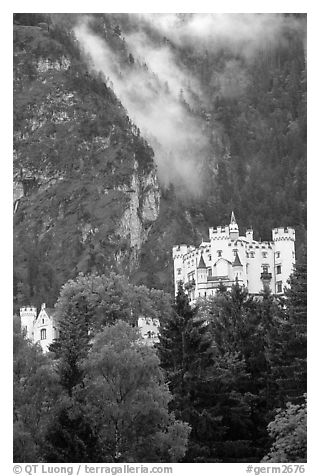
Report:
173,212,295,303
20,303,59,352
20,303,160,353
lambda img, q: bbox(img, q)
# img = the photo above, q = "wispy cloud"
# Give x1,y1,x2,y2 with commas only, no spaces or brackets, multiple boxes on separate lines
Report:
73,14,306,195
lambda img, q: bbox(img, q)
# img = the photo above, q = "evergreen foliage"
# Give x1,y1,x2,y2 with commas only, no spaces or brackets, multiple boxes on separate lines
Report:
269,251,307,405
13,261,307,463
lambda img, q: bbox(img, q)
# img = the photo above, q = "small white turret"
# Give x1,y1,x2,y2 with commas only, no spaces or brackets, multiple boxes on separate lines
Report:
229,211,239,241
246,228,254,242
197,252,207,284
20,306,37,341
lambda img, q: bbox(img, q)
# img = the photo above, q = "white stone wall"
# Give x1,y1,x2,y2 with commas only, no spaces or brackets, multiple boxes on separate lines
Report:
173,221,296,302
20,307,37,341
33,308,58,352
272,228,296,293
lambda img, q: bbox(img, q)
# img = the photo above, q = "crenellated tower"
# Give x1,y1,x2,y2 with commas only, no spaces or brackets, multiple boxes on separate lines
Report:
20,306,37,341
272,227,296,293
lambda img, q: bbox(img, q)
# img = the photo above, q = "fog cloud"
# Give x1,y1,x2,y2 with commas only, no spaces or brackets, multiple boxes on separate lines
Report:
74,20,209,194
138,13,305,58
73,14,306,195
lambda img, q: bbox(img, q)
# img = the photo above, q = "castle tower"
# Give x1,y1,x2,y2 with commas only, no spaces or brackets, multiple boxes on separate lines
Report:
229,211,239,241
272,227,296,294
20,306,37,341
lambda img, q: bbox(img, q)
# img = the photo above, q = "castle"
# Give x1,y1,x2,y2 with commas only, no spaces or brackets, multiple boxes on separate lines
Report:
20,212,295,352
173,212,295,303
20,303,160,353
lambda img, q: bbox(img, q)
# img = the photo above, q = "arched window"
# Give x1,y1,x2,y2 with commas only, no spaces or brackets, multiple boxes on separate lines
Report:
40,329,46,340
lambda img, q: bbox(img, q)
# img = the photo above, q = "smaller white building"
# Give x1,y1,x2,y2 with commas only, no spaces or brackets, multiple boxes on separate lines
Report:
20,303,161,351
20,303,58,353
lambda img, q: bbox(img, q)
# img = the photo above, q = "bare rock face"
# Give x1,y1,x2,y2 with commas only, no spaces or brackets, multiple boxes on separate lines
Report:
13,22,161,304
116,162,161,269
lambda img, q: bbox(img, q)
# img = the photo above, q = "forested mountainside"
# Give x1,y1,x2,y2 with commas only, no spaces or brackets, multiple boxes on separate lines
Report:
13,13,307,307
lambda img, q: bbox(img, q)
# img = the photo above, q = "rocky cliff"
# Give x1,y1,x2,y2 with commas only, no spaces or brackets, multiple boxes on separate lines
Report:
13,19,161,308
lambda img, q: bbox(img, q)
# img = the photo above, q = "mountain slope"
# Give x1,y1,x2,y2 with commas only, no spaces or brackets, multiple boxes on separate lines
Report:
13,17,160,308
13,14,307,305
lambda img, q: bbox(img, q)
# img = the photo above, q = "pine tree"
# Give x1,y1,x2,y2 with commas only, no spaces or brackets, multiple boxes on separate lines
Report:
197,283,285,461
50,294,92,396
157,283,218,461
270,251,307,405
45,294,98,462
157,283,211,410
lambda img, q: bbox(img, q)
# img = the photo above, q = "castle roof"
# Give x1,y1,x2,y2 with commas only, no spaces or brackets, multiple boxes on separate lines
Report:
232,251,242,267
197,254,206,269
37,307,56,319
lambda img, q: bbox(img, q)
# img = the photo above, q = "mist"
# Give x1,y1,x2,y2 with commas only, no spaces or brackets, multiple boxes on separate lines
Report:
138,13,305,57
74,19,209,195
73,14,306,195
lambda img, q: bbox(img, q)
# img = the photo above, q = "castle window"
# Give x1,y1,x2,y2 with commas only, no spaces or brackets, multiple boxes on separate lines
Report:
277,281,283,293
262,265,268,273
217,250,222,257
177,268,182,275
208,268,212,277
292,251,295,259
276,251,280,259
40,329,46,340
276,265,282,275
42,319,45,324
262,252,268,258
209,255,212,261
250,252,255,258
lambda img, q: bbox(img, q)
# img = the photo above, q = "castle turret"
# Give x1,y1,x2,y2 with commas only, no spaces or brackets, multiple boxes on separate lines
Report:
20,306,37,341
246,228,254,242
232,251,243,283
272,227,295,293
197,252,207,284
229,211,239,241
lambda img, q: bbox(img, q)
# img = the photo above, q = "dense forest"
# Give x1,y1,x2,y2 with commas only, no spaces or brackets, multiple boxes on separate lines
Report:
13,13,306,304
14,256,307,462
